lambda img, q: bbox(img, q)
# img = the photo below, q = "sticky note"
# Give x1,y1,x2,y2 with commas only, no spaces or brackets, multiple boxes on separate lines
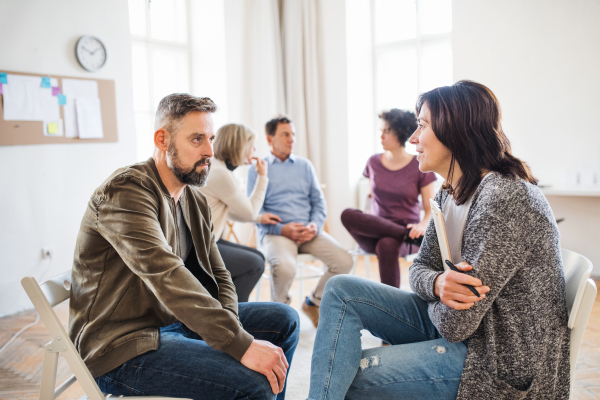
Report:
47,122,58,134
41,77,51,88
52,86,60,96
57,94,67,105
0,83,3,95
0,73,6,84
44,119,64,136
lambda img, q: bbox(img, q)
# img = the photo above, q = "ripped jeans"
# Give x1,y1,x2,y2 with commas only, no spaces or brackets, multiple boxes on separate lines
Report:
308,275,468,400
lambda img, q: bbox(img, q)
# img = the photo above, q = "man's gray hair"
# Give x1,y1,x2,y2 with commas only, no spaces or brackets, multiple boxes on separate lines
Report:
154,93,217,134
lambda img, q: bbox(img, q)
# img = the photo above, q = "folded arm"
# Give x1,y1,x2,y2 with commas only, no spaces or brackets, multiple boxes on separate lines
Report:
410,188,531,343
227,173,269,222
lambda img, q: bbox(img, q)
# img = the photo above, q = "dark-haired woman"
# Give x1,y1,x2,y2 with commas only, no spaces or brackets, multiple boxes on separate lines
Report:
341,109,436,288
308,81,569,399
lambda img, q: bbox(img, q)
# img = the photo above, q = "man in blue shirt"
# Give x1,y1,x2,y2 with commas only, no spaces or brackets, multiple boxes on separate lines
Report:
248,116,353,327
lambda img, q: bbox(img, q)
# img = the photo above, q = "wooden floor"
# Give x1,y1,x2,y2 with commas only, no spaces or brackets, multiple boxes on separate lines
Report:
1,258,599,399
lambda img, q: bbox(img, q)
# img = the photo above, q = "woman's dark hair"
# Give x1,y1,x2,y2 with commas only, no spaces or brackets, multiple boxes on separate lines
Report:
416,80,537,205
378,109,417,145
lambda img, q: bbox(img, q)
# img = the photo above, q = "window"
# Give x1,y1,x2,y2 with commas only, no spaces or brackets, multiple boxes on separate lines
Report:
372,0,452,153
128,0,191,161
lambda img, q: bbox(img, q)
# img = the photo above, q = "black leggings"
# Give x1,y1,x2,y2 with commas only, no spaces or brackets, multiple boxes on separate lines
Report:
216,239,265,302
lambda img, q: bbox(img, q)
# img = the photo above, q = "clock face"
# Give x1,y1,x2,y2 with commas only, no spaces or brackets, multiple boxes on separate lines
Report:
75,35,107,72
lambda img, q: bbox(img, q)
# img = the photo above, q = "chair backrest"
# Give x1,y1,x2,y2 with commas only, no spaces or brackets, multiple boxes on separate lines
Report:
561,248,593,328
568,279,597,382
36,271,72,307
21,273,106,400
561,249,598,387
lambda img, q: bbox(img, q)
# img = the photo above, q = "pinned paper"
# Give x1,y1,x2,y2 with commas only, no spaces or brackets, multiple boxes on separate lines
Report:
0,83,3,95
75,97,103,139
41,77,51,88
57,94,67,105
44,119,64,136
3,74,60,121
52,86,60,96
62,79,98,138
0,73,6,84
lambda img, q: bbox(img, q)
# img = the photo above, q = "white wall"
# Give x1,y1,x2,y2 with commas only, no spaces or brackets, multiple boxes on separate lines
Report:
453,0,600,274
453,0,600,186
0,0,136,317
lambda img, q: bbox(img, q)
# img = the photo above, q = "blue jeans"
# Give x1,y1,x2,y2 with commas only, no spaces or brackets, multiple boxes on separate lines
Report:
308,275,468,400
95,302,299,400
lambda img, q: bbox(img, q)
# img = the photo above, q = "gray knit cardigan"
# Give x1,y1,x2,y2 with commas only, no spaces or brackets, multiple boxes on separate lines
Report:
410,173,570,399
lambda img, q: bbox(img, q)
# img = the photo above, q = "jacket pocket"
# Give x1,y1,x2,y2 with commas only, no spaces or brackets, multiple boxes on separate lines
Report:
483,369,536,400
107,282,140,322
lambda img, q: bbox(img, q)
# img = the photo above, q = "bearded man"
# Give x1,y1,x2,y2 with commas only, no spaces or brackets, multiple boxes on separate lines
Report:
69,94,299,400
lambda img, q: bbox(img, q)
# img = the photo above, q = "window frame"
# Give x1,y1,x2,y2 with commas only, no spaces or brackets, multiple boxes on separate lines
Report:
129,0,193,160
370,0,452,153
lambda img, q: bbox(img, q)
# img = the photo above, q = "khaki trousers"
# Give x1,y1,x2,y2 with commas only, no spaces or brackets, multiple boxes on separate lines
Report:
261,232,353,305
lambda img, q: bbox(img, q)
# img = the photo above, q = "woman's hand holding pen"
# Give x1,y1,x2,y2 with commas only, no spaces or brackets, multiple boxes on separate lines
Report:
434,262,490,310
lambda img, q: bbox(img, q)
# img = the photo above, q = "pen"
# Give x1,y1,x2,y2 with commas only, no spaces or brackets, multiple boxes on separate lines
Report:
445,260,481,298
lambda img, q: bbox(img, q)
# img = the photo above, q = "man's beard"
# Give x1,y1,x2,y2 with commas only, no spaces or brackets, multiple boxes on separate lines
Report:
167,142,211,187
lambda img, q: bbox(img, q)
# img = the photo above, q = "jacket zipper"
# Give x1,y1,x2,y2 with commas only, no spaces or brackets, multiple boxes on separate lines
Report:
170,196,181,258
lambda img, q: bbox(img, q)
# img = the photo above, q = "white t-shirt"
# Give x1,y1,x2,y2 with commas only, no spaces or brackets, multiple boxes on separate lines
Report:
442,173,494,263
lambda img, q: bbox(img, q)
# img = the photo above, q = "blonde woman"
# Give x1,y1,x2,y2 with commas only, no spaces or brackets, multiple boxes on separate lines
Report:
200,123,281,302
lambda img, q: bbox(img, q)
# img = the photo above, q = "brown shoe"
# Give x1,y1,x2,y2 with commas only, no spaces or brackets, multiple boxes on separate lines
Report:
301,298,320,328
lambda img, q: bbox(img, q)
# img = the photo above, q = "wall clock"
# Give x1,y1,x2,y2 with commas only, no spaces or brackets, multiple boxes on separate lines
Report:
75,35,107,72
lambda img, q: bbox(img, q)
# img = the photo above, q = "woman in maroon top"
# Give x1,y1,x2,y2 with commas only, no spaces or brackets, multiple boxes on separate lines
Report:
342,109,436,287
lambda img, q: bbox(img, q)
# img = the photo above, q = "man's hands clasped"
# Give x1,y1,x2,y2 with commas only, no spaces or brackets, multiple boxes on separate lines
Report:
241,339,289,394
281,222,318,244
434,262,490,310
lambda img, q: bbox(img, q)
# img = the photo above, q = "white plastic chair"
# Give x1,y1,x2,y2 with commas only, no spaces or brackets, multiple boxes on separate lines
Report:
561,249,597,397
254,253,325,306
21,272,189,400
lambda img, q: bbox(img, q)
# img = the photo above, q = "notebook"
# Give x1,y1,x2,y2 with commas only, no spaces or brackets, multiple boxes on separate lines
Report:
430,198,452,271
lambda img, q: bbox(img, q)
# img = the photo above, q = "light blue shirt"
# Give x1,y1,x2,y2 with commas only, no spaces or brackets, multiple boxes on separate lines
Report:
248,153,327,241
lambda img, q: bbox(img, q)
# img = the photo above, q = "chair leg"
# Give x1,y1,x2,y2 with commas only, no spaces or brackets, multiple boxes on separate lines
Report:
298,264,304,308
254,276,261,302
39,345,59,400
349,255,358,275
365,255,371,280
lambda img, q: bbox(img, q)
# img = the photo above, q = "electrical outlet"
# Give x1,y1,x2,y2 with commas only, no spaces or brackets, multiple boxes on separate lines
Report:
42,247,54,259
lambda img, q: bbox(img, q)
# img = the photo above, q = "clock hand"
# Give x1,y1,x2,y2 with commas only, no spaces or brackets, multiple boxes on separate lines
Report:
82,47,94,54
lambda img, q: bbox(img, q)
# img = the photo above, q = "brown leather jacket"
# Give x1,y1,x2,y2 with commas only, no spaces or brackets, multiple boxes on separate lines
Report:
69,158,254,377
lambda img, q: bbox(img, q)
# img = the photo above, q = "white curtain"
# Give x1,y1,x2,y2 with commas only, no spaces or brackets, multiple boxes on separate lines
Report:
224,0,324,177
280,0,322,176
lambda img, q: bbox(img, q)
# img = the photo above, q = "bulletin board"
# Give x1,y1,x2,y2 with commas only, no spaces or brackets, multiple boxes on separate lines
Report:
0,70,118,146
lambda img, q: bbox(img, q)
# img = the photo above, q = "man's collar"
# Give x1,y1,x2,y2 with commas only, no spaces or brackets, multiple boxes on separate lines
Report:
147,157,171,198
267,152,295,164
